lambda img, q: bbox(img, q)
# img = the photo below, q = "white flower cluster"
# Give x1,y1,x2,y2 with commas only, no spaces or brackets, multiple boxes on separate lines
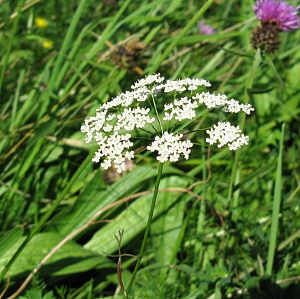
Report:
206,121,249,150
164,97,198,121
147,132,193,163
193,93,254,114
163,78,211,92
81,73,254,172
92,132,134,173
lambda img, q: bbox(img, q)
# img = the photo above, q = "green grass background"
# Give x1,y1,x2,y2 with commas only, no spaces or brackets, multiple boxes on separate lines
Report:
1,0,300,298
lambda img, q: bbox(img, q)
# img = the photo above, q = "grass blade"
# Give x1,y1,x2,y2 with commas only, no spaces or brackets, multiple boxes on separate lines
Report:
0,0,25,94
266,123,285,275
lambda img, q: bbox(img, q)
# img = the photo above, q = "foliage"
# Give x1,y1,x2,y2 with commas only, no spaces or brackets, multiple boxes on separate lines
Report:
1,0,300,298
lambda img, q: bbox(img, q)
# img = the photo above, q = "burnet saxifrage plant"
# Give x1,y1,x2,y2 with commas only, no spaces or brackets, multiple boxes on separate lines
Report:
81,73,254,172
81,73,254,297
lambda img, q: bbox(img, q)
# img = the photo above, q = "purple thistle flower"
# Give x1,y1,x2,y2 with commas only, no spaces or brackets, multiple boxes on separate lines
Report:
197,20,216,35
253,0,300,31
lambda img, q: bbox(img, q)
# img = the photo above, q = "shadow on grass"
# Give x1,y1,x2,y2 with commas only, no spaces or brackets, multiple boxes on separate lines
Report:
245,276,300,299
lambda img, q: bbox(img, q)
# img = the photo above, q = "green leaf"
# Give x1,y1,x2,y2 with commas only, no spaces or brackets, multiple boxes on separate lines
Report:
266,124,285,275
47,165,158,236
0,227,23,260
19,289,55,299
247,85,276,94
84,175,188,255
1,232,114,281
151,176,188,266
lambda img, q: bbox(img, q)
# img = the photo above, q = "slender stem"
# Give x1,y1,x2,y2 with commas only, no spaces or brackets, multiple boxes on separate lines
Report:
125,162,164,297
149,93,163,133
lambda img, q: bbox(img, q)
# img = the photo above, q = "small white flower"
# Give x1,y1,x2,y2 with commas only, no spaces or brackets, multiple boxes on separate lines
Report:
241,103,255,115
106,113,116,122
125,151,134,160
164,103,174,110
103,124,113,132
116,162,126,173
101,159,112,170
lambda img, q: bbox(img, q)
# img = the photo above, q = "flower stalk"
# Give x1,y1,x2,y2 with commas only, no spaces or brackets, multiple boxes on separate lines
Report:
125,162,164,297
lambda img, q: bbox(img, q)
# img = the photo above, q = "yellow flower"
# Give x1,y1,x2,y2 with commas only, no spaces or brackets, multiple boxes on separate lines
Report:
42,41,53,48
35,17,48,28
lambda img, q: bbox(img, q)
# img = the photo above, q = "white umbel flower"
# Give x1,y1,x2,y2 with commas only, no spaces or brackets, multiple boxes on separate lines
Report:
81,74,254,172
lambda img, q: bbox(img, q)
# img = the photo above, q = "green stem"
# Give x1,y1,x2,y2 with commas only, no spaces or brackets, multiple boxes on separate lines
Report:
125,162,164,298
150,93,163,133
